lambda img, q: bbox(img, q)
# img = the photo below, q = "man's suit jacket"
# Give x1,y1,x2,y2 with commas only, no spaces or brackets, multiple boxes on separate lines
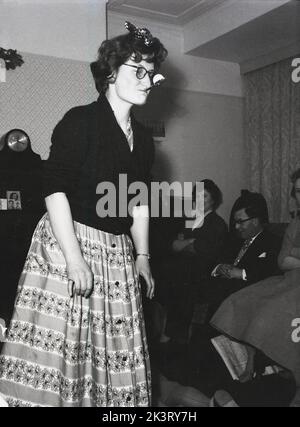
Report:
204,229,282,315
219,229,281,285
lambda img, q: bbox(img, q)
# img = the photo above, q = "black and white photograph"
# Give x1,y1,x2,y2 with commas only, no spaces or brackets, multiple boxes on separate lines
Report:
0,0,300,409
0,199,7,211
6,191,22,210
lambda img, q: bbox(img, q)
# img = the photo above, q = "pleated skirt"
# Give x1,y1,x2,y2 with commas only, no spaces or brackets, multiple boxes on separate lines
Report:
0,214,151,407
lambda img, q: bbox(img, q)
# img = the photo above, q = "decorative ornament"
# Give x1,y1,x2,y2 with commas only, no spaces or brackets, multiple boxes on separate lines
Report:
152,74,165,87
0,47,24,70
125,21,154,47
0,129,30,152
145,74,166,92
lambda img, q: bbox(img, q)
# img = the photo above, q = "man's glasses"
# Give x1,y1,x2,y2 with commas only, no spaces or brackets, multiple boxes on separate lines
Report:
123,64,155,83
234,217,255,226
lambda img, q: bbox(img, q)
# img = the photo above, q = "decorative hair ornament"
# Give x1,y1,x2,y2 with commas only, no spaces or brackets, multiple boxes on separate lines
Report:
125,21,154,47
0,47,24,70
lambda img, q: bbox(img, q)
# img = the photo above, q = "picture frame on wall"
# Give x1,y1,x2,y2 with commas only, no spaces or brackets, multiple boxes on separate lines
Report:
7,190,22,210
0,199,8,210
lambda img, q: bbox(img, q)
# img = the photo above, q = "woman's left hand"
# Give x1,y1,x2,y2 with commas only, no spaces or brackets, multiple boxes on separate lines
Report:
183,239,196,254
135,256,155,299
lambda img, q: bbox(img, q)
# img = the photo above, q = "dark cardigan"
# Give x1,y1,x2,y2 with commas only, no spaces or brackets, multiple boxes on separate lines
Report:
43,95,154,235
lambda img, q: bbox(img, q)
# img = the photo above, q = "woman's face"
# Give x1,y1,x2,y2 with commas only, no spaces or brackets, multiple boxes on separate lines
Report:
295,178,300,207
204,189,214,213
192,189,214,215
112,56,154,106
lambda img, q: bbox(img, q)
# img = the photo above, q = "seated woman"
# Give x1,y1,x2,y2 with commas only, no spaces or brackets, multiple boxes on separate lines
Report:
172,179,228,277
211,168,300,403
165,179,228,343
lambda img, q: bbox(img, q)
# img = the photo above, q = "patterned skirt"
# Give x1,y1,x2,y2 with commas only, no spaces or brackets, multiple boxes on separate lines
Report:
0,214,151,407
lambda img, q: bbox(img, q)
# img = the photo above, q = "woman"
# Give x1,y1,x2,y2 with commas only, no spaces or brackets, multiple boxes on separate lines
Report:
0,22,167,407
172,179,228,275
164,180,228,343
211,168,300,395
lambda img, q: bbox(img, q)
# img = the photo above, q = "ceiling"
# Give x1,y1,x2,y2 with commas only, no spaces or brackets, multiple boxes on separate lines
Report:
108,0,299,69
107,0,228,25
187,0,300,67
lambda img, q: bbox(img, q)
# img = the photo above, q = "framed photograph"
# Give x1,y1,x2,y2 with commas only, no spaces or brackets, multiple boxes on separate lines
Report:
6,190,22,210
0,199,8,210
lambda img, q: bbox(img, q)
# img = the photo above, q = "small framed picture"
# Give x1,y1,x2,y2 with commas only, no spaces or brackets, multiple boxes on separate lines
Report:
7,191,22,210
0,199,8,210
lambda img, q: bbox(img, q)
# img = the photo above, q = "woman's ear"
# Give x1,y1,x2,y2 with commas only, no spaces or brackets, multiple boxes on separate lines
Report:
107,71,117,84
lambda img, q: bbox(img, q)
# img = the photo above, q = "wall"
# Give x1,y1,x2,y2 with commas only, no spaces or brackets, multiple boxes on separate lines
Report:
0,52,97,159
0,1,107,158
109,12,245,221
0,0,107,62
134,87,244,222
183,0,291,54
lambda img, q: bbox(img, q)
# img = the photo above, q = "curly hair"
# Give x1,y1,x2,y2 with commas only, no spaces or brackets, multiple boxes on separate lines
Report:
90,33,168,93
291,168,300,199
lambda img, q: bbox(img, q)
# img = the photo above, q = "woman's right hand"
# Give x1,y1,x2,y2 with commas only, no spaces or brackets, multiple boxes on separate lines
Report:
45,193,94,299
67,257,94,299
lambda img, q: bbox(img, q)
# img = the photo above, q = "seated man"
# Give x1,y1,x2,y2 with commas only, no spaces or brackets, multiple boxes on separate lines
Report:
203,190,281,319
187,190,281,389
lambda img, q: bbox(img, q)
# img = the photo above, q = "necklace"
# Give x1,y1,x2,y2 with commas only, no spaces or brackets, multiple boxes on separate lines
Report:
126,116,132,140
125,116,133,151
115,112,133,151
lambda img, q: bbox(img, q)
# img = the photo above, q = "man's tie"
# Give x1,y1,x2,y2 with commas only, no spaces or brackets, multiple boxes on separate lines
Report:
233,238,252,267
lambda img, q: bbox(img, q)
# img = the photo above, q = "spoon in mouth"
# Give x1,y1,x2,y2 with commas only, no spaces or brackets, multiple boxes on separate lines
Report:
146,74,166,91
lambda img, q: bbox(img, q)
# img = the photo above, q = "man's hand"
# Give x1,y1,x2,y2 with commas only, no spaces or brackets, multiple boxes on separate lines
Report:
216,264,243,280
216,264,232,278
227,266,243,280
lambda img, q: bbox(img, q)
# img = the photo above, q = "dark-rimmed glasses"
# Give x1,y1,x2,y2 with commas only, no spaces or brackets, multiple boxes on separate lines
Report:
234,217,255,226
123,64,155,83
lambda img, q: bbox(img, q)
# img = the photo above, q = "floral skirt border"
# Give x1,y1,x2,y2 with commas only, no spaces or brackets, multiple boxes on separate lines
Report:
0,214,151,407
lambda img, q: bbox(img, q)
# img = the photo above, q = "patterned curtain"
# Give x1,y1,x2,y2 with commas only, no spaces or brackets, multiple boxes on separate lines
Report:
245,56,300,222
